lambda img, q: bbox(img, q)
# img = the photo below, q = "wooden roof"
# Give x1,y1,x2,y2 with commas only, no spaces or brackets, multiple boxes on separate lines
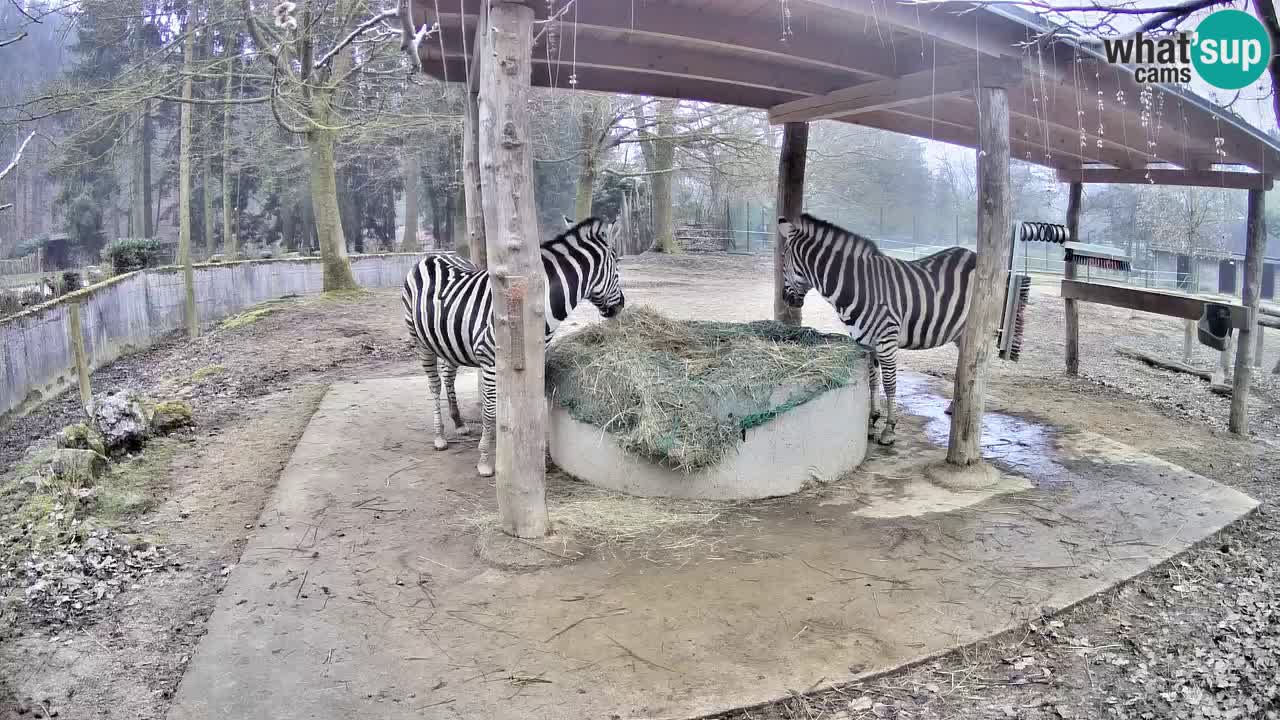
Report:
413,0,1280,179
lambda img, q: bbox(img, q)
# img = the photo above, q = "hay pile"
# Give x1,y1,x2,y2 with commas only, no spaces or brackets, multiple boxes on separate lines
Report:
546,306,864,472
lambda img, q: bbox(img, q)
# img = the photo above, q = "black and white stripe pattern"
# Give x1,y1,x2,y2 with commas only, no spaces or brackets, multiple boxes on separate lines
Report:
777,213,976,446
401,217,625,476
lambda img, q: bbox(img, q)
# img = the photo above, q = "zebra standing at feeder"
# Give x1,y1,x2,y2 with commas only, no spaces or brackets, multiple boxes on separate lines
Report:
401,217,626,477
777,213,990,446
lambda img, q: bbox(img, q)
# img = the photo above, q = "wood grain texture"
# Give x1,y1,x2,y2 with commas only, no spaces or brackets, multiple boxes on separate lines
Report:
1063,181,1082,376
478,1,548,538
774,122,807,327
947,86,1011,466
1230,188,1265,434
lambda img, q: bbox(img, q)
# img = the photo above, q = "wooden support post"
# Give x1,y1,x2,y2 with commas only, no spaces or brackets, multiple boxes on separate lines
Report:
462,0,487,268
464,87,486,267
1183,319,1195,363
178,21,199,339
774,121,808,326
1229,188,1266,435
67,303,92,415
1063,181,1082,376
1255,326,1264,370
478,0,548,538
947,86,1011,467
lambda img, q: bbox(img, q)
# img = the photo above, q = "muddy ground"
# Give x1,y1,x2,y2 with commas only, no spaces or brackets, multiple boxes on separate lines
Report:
1,253,1277,720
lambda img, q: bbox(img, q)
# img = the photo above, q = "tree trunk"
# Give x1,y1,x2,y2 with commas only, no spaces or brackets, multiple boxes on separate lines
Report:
424,172,442,248
478,1,548,539
1230,189,1266,434
442,185,456,250
308,127,358,290
401,152,420,251
652,99,677,253
452,183,466,254
775,122,808,326
142,101,154,238
178,22,198,338
574,106,599,220
221,70,237,258
464,86,487,268
947,86,1011,467
202,124,215,259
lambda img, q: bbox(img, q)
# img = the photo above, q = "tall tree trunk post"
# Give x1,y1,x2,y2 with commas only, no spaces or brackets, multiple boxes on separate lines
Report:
774,121,808,326
306,70,358,291
464,86,487,267
142,101,154,238
478,0,548,539
574,105,600,220
202,130,215,259
947,86,1011,467
178,22,199,338
401,152,420,251
652,99,677,253
1064,181,1082,375
1230,188,1266,434
221,71,237,258
1183,319,1196,363
452,183,466,254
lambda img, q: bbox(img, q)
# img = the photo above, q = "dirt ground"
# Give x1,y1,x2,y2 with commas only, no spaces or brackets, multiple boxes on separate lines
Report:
1,253,1278,720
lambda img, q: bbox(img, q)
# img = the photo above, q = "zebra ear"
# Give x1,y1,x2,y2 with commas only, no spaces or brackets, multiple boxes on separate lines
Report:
563,215,574,229
777,219,795,239
606,221,622,243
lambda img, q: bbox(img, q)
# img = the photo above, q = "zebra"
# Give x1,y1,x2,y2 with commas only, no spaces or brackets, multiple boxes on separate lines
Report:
776,213,976,447
401,217,625,476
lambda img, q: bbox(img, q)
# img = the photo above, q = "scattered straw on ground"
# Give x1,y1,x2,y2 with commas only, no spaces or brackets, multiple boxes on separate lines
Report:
545,306,864,471
462,468,744,562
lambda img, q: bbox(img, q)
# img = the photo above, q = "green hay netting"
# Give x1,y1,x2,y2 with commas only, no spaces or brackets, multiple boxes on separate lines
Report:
545,307,865,473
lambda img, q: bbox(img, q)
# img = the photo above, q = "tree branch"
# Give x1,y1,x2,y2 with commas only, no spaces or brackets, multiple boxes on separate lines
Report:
315,9,398,69
0,30,27,48
0,130,36,182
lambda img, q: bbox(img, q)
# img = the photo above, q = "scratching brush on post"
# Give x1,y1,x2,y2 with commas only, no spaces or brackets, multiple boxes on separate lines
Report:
998,273,1031,362
1063,242,1132,273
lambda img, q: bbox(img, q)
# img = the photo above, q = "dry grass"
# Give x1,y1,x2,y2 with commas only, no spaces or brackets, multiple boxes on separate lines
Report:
546,306,865,472
461,467,749,563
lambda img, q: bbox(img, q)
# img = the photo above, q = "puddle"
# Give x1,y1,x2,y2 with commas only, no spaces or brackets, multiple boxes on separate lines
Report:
894,375,1071,486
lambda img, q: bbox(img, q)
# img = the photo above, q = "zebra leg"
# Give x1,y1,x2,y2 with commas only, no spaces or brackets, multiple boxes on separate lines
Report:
944,338,961,415
876,343,900,447
441,361,470,435
418,345,449,450
476,366,496,478
867,354,882,437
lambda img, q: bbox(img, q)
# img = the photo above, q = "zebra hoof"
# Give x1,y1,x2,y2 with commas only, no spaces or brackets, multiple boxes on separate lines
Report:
433,437,449,451
455,423,472,436
876,429,896,446
477,463,494,478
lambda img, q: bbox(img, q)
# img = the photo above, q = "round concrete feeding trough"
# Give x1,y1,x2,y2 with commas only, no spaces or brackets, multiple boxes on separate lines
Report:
545,309,871,501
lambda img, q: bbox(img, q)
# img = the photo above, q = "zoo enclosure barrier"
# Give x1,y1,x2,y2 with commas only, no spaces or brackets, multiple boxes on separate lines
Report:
0,253,426,424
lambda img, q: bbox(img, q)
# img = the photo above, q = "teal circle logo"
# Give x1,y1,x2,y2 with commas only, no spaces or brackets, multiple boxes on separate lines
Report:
1192,10,1271,90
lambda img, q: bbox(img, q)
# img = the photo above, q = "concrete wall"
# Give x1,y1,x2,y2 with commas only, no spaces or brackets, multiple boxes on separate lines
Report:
1,254,423,423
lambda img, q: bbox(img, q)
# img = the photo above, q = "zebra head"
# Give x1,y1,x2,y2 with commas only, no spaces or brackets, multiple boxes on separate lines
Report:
776,216,813,308
555,217,626,319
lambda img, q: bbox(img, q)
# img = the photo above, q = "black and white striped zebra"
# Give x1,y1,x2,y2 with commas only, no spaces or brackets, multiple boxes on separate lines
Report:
401,217,625,476
777,213,976,446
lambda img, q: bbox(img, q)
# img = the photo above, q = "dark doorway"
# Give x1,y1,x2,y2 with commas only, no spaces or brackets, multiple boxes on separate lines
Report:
1263,263,1276,300
1217,259,1237,295
1176,254,1192,291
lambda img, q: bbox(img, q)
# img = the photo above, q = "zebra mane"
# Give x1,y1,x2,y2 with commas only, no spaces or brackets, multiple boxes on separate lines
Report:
543,217,606,249
798,213,883,256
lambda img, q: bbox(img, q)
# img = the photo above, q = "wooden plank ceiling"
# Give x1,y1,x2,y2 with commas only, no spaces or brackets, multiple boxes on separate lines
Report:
413,0,1280,176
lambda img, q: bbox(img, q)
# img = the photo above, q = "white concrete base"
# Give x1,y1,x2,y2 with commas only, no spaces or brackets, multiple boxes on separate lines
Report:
547,376,870,501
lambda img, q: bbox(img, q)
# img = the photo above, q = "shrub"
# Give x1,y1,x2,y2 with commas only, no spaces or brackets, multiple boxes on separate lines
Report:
104,238,162,274
60,270,82,293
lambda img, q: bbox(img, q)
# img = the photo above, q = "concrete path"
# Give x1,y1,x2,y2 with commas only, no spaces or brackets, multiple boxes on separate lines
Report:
167,374,1256,720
